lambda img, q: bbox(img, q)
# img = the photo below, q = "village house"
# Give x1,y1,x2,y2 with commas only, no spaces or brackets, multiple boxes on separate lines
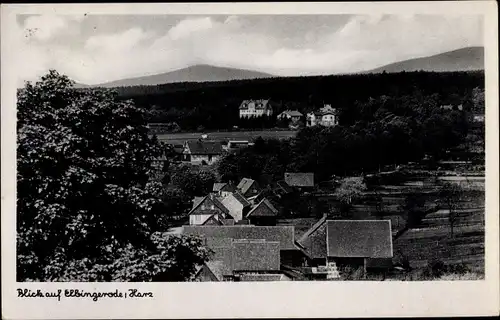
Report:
284,172,315,191
212,182,236,198
182,140,224,165
239,99,274,118
237,178,261,199
273,180,295,198
306,104,339,127
193,239,289,282
188,194,231,225
246,198,279,226
221,191,252,222
277,110,303,122
297,218,394,273
183,225,312,268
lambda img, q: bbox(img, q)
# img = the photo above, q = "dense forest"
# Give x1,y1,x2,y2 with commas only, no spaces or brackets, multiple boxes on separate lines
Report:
104,71,484,131
216,90,485,184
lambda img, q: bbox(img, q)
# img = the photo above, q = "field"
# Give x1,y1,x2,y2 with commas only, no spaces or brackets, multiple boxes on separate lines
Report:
287,170,485,274
155,130,297,143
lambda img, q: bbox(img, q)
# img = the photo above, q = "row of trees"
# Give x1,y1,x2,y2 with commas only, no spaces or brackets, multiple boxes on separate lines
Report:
119,71,484,131
17,71,211,282
217,92,475,185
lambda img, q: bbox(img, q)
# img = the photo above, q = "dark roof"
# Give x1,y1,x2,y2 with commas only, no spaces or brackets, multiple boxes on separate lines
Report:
297,215,328,260
186,141,223,155
213,182,236,193
188,194,230,216
326,220,393,258
204,261,226,281
213,183,227,192
276,180,293,194
279,110,303,117
183,225,296,250
311,105,338,116
284,172,314,187
247,198,278,217
206,239,280,275
202,214,224,226
231,240,280,271
239,99,271,110
237,178,258,195
232,191,252,207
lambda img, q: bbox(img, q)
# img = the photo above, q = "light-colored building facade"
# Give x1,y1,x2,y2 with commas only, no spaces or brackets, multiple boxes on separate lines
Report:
239,99,274,118
306,105,339,127
182,140,224,165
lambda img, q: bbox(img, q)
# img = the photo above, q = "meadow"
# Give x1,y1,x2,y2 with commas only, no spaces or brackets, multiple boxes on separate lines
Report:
155,130,297,143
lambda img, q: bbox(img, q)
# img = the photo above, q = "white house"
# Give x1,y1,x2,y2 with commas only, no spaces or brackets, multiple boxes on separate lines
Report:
306,105,339,127
277,110,303,122
182,140,224,165
239,99,274,118
220,191,252,221
188,194,231,225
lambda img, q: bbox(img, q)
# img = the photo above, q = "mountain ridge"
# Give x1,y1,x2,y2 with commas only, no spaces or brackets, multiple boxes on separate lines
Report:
79,64,275,88
364,46,484,74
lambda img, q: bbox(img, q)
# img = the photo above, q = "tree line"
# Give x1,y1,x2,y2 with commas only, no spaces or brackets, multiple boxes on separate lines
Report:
216,90,483,185
109,71,484,131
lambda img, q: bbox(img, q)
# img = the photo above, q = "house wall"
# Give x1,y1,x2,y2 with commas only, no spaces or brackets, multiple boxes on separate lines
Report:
240,109,273,118
221,195,244,221
189,214,213,225
187,154,220,165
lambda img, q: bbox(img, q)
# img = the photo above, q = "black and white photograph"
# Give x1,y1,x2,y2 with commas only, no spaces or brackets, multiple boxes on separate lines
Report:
1,1,499,319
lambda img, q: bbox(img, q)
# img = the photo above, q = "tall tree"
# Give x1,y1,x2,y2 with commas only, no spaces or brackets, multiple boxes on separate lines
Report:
17,70,209,281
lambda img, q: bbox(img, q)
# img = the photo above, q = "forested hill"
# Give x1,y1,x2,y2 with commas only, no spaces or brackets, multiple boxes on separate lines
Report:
365,47,484,73
84,65,275,88
93,70,484,131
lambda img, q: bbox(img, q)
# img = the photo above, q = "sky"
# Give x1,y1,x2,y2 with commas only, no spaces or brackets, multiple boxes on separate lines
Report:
14,14,484,85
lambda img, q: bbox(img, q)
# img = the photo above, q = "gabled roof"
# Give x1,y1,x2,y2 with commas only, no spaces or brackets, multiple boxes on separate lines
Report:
239,99,271,110
247,198,278,217
276,180,294,194
204,261,226,281
284,172,314,187
202,213,224,226
231,240,281,271
237,178,258,195
183,225,296,250
326,220,393,258
185,141,223,155
204,239,281,276
279,110,303,117
213,183,228,192
188,194,230,216
297,215,328,260
308,105,339,116
232,191,252,207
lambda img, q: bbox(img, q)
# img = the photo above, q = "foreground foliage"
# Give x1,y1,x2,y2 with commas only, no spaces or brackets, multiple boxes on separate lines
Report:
17,70,209,281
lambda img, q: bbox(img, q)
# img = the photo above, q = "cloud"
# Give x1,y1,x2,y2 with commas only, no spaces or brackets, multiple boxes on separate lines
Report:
12,14,484,85
85,28,154,52
23,14,84,41
167,17,215,40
